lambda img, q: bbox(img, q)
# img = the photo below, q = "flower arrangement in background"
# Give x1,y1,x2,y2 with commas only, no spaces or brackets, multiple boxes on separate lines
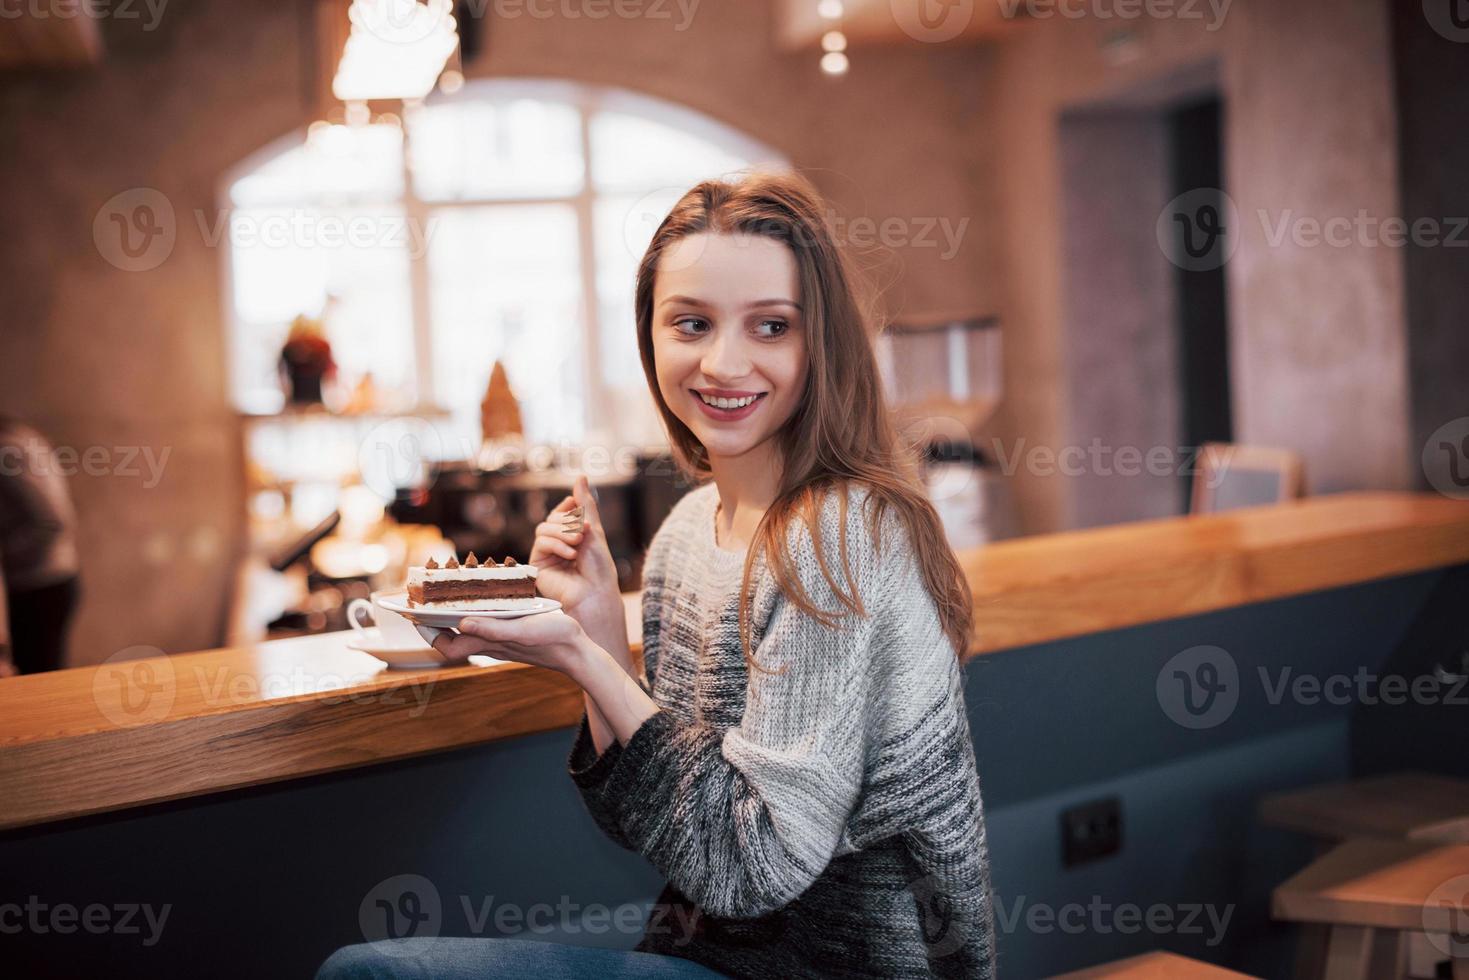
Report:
278,314,337,407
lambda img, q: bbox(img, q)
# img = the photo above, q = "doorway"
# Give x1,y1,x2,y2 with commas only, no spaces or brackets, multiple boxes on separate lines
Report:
1168,97,1233,508
1057,67,1232,527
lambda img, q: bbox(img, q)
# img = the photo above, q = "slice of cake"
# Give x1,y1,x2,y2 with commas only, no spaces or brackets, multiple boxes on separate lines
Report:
406,553,540,609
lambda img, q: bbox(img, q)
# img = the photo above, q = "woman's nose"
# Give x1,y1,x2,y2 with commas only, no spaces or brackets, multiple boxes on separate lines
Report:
700,327,752,382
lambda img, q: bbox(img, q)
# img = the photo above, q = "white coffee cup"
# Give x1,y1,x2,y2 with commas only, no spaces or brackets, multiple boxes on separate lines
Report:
348,591,428,649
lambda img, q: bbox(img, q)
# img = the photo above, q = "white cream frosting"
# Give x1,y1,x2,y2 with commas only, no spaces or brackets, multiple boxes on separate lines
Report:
407,564,538,587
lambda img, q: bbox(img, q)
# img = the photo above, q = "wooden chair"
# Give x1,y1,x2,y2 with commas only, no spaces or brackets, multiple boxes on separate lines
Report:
1049,951,1260,978
1260,772,1469,846
1272,839,1469,980
1190,443,1304,514
1261,772,1469,977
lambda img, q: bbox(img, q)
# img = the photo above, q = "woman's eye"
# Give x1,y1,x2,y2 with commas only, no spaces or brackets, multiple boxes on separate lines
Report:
754,319,788,338
673,317,709,336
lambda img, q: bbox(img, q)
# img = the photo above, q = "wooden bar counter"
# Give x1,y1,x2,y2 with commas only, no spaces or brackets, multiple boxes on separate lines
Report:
3,491,1467,832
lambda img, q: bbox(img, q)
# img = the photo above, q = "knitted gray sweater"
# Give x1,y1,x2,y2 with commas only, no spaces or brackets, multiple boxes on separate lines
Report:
568,482,997,978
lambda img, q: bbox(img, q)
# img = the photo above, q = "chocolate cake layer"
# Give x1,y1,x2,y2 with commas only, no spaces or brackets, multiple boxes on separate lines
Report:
408,578,537,605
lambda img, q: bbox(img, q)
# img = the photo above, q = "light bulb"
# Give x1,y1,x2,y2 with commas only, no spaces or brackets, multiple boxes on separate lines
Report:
820,51,849,75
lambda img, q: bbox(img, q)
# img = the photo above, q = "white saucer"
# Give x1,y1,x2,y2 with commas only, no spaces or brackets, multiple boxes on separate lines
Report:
345,628,466,669
377,590,562,628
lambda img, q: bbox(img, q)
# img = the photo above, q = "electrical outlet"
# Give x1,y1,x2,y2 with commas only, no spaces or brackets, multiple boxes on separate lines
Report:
1061,796,1122,867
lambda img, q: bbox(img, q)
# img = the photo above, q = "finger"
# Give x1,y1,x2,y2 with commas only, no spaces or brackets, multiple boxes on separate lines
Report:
414,624,449,648
534,523,583,562
548,493,578,517
458,617,516,642
531,538,578,563
530,528,578,565
536,519,584,543
429,629,495,660
573,475,603,530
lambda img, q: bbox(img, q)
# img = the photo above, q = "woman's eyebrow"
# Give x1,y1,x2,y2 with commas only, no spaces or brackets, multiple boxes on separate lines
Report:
657,294,711,309
656,295,803,311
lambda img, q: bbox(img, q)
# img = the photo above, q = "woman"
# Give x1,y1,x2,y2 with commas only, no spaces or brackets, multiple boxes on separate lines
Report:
0,417,82,676
319,173,997,978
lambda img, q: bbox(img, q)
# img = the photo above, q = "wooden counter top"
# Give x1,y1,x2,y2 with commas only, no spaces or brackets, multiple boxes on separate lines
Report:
961,491,1469,654
3,491,1467,831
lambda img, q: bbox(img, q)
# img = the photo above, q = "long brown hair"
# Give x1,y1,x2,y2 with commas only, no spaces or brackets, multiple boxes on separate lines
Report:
634,171,974,669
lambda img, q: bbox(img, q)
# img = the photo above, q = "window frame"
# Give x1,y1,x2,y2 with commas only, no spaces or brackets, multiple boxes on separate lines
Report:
220,77,787,444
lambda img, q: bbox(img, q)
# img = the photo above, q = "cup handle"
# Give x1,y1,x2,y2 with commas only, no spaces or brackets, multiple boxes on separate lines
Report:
346,598,375,633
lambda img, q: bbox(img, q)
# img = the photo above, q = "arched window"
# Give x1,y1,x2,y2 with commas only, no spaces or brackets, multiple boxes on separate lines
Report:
225,80,787,478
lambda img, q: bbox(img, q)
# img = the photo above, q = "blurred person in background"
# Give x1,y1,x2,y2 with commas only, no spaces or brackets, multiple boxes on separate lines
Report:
0,417,80,676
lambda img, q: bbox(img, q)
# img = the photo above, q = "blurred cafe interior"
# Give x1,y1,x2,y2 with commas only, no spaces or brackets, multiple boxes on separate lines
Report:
2,0,1469,977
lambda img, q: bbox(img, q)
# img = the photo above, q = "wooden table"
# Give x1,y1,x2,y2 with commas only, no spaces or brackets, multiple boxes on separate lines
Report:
3,491,1467,832
1049,951,1260,978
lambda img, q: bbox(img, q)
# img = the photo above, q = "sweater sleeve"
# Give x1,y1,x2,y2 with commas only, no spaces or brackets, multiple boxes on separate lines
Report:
570,489,891,920
565,509,672,851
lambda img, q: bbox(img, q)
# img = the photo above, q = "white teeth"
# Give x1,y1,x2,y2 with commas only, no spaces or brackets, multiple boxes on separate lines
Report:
699,393,758,409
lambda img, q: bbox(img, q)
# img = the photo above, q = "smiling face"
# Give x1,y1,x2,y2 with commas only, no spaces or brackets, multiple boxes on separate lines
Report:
651,232,809,464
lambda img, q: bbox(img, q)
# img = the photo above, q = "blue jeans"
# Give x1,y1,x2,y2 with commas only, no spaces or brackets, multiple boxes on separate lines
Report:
317,937,731,979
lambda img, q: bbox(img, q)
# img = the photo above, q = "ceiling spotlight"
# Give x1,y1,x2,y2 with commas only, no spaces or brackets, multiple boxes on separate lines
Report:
334,0,459,102
817,0,843,19
821,30,847,52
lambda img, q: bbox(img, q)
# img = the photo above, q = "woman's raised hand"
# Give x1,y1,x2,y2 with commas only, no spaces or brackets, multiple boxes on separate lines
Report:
530,475,621,626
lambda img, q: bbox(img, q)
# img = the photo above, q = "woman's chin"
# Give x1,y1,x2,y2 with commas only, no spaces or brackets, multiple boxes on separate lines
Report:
698,434,772,462
668,410,775,463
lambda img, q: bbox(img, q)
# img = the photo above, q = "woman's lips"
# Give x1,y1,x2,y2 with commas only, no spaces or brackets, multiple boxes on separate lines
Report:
691,390,767,422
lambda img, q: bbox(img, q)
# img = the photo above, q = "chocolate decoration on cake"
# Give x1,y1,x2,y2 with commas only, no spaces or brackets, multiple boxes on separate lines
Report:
425,557,439,570
405,551,539,609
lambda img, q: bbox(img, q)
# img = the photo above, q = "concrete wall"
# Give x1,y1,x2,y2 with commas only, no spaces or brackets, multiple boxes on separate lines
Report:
0,0,998,665
977,10,1223,534
1057,111,1181,528
979,0,1415,532
1389,0,1469,495
1222,0,1411,494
